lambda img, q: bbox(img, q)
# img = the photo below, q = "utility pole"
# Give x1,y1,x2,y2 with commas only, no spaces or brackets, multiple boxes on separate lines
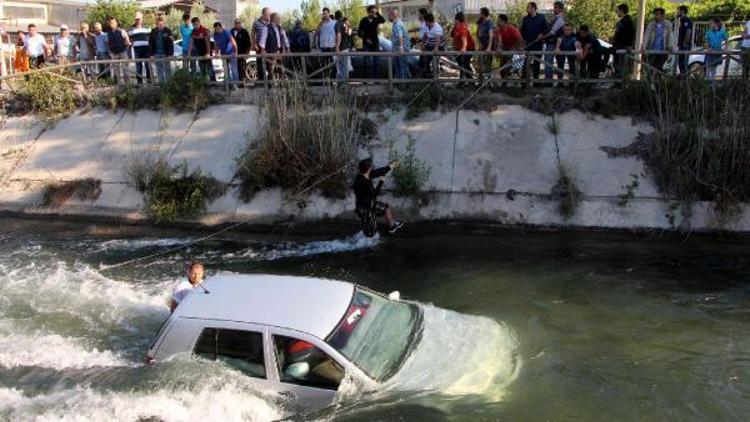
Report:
633,0,646,79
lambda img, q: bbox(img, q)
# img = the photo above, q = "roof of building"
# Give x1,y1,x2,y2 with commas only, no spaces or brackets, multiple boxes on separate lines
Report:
174,274,355,339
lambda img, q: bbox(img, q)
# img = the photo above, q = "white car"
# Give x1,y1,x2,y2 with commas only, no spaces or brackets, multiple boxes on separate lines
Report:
173,39,256,81
686,35,744,77
146,274,520,414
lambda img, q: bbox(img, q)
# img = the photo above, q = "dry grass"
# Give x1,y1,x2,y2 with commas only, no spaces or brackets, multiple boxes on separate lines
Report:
41,178,102,208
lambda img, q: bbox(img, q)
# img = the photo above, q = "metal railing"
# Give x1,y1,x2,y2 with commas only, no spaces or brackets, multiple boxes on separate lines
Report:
1,48,747,92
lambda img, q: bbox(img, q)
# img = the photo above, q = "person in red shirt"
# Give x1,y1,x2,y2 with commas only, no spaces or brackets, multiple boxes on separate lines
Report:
491,14,524,78
451,12,475,84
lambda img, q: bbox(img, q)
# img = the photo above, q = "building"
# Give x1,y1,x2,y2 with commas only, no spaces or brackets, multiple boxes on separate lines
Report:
0,0,88,34
138,0,257,27
378,0,554,22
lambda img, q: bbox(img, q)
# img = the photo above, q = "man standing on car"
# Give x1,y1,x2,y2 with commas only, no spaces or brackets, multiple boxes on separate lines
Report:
170,261,205,313
353,158,404,237
520,2,548,80
251,7,271,80
612,4,635,78
359,5,386,79
675,5,692,77
231,18,251,82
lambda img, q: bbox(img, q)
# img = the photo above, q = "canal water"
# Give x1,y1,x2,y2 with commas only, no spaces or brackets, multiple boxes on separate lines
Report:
0,217,748,421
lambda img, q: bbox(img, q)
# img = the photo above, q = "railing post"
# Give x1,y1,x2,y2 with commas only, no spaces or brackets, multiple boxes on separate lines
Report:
301,55,308,83
574,58,580,94
525,53,532,90
387,55,393,93
224,57,230,92
432,52,439,84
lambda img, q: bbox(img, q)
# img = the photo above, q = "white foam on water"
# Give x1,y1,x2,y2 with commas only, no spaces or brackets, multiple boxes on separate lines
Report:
253,232,380,261
78,238,194,253
386,305,522,401
0,327,130,370
0,385,281,422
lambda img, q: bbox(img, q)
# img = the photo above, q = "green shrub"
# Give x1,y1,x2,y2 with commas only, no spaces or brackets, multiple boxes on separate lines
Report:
129,159,225,222
41,178,102,208
388,136,430,197
551,164,582,220
22,72,76,117
236,82,363,201
159,68,210,112
405,83,442,120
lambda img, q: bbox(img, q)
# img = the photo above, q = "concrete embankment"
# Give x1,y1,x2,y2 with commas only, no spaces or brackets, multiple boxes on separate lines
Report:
2,102,749,233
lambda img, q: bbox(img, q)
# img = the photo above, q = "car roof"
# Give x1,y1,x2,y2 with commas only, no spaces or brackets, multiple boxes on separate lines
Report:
173,274,355,339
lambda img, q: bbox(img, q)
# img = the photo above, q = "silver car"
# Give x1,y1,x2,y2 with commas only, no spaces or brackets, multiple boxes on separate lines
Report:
146,274,423,413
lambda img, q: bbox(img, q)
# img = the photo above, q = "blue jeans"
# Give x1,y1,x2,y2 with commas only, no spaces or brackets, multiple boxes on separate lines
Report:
225,56,239,81
154,54,172,82
544,43,556,79
363,42,379,78
393,53,409,79
133,46,151,84
336,49,350,81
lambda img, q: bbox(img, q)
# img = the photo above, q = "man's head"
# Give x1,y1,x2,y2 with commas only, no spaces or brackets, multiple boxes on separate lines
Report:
389,9,400,22
28,23,37,36
134,11,143,26
553,1,565,15
187,262,204,286
653,8,665,22
367,5,377,17
455,12,465,23
677,5,688,17
271,13,281,26
60,24,69,35
80,22,89,33
358,158,373,175
322,7,331,20
156,16,165,29
183,13,191,23
261,7,270,19
108,16,118,29
213,21,223,31
578,24,589,38
233,18,242,29
616,4,628,18
191,17,201,28
93,22,102,33
563,23,573,37
334,10,343,21
527,2,537,16
497,14,509,27
480,7,490,19
425,13,435,27
711,17,722,30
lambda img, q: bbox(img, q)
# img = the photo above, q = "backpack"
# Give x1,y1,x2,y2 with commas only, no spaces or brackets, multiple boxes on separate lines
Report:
109,28,127,54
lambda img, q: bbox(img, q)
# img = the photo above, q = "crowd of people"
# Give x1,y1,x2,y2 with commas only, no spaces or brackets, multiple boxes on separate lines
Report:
4,3,750,84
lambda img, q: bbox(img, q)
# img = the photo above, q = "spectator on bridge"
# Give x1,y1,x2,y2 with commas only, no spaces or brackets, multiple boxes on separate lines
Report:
675,5,693,77
420,13,443,78
359,5,386,80
554,23,576,79
451,12,475,84
231,18,251,83
149,16,174,83
741,16,750,78
179,13,195,72
643,8,674,75
106,16,131,83
213,21,239,82
188,17,212,78
14,31,30,73
491,14,523,79
520,2,548,80
611,4,635,78
544,1,565,79
576,25,603,79
77,23,95,77
24,24,48,69
409,8,429,47
704,18,728,81
289,20,311,73
251,7,271,80
389,9,410,80
263,13,290,80
318,7,337,78
53,25,75,65
476,7,494,79
93,22,110,78
129,12,151,83
335,11,352,82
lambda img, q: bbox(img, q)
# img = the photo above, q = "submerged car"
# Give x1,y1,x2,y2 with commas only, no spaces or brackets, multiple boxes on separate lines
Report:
146,274,423,412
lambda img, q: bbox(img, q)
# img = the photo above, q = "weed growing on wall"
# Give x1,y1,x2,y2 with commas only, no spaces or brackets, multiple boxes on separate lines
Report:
22,72,76,117
405,83,442,120
551,163,582,220
236,82,363,201
129,158,225,222
159,68,210,112
618,174,640,208
388,136,430,198
41,178,102,208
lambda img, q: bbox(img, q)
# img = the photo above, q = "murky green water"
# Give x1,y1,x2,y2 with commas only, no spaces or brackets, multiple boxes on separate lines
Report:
0,217,748,421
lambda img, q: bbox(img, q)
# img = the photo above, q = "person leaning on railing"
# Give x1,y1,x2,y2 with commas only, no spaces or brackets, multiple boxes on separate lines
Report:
554,23,576,79
489,14,523,80
420,13,443,78
149,16,174,83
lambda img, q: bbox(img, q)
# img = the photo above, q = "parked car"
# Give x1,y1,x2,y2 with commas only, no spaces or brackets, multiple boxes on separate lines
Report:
146,274,519,414
172,39,257,81
686,35,743,77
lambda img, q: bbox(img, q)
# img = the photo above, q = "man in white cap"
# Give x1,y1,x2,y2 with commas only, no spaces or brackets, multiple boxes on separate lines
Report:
129,11,152,83
53,24,75,64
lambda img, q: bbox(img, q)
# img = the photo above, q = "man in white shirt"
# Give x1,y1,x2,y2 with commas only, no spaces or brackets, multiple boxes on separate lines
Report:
420,13,443,77
24,23,48,68
742,18,750,79
170,261,205,312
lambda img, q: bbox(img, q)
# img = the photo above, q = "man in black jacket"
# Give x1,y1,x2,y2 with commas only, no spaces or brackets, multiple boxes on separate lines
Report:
149,16,174,83
353,158,404,236
612,3,635,78
358,5,386,79
231,18,251,81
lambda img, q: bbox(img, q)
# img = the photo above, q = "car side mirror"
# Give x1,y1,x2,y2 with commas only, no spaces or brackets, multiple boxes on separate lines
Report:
286,362,310,380
388,291,401,301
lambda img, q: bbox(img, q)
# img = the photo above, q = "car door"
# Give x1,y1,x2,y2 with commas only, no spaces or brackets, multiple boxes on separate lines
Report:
267,327,349,413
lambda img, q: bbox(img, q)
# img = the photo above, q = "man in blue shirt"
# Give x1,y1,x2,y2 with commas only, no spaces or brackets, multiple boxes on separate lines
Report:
476,7,494,78
389,9,410,79
213,21,239,82
520,2,548,79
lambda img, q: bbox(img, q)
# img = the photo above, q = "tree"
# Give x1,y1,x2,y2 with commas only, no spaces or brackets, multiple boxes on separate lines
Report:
566,0,673,40
87,0,153,29
239,3,260,27
336,0,367,26
690,0,750,21
164,1,216,38
299,0,323,32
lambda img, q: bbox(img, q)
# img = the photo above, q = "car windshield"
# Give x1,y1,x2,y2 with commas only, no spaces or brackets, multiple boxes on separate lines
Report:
326,288,421,382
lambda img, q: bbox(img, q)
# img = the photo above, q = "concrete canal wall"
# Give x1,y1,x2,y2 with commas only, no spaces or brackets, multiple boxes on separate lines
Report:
2,103,749,232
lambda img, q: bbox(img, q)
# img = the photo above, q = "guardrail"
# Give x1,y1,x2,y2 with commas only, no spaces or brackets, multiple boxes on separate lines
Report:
1,49,747,92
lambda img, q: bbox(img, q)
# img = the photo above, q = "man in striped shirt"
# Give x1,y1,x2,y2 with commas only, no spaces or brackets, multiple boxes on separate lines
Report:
251,7,271,80
129,12,152,83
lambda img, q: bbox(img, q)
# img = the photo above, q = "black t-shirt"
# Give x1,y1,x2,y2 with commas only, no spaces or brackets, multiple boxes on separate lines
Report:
335,20,350,50
231,27,251,54
358,14,385,46
353,166,390,209
613,15,635,49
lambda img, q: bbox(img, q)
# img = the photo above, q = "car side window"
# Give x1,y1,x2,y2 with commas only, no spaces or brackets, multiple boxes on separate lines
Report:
273,335,344,391
194,328,266,379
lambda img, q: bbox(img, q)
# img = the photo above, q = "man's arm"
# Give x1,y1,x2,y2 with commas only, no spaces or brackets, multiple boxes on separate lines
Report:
370,165,392,178
203,35,210,56
250,26,257,51
187,37,194,56
433,35,441,52
230,34,238,55
259,27,267,53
